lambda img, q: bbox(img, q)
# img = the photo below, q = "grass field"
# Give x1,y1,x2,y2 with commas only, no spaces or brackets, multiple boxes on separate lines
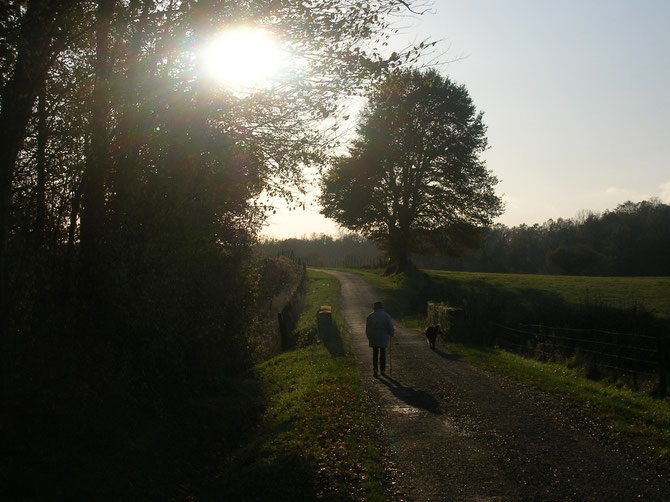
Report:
349,268,670,323
426,270,670,318
219,270,385,501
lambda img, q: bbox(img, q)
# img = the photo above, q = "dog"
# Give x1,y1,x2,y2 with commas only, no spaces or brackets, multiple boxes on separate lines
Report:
425,325,441,350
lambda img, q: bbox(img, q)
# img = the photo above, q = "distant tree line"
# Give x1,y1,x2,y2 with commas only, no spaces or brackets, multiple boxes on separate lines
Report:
257,232,384,268
259,199,670,277
429,199,670,276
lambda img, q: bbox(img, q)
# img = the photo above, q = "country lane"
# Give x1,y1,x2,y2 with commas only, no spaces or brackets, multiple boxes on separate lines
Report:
321,269,670,501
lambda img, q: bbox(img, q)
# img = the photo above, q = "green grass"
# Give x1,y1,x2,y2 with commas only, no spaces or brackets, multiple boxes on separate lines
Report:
292,269,347,348
447,342,670,467
342,268,427,328
346,268,670,321
219,270,385,501
425,270,670,318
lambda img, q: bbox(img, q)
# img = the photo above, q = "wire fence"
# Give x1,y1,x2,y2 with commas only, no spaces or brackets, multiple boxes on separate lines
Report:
427,299,668,393
488,321,666,385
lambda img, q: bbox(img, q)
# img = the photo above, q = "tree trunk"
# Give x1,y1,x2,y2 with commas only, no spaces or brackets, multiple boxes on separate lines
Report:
31,83,50,334
110,0,151,224
34,84,49,251
0,0,72,316
387,227,411,274
79,0,114,283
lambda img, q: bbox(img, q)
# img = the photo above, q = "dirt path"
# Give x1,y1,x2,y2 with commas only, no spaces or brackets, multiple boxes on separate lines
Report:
322,269,670,501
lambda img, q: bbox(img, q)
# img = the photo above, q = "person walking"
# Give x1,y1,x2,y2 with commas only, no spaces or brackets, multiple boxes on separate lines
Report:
366,301,394,377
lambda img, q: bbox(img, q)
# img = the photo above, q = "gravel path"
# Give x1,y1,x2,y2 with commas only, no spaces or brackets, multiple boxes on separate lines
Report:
322,269,670,501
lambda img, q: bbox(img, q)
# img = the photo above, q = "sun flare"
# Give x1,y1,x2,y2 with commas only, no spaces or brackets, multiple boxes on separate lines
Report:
200,27,285,90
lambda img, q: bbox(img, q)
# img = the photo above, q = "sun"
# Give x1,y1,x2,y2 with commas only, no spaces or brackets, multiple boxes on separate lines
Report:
200,26,285,90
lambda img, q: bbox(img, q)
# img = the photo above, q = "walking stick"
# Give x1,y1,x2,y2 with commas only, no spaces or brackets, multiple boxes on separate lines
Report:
389,338,392,377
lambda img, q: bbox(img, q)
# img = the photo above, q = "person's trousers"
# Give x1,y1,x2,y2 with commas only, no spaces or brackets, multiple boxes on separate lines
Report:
372,346,386,374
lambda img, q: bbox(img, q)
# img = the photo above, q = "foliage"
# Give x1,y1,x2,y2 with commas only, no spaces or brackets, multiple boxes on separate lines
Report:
426,300,459,335
417,199,670,277
0,1,428,499
2,244,259,500
320,68,503,272
258,199,670,277
248,256,307,360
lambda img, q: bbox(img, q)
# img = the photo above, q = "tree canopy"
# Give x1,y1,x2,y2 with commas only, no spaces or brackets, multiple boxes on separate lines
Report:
0,1,430,498
320,68,504,272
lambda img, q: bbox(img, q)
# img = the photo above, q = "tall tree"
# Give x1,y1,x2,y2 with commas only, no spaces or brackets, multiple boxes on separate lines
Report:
0,0,90,312
320,69,504,272
2,2,433,498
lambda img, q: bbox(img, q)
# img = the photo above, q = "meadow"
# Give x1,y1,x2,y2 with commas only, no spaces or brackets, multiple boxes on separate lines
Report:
350,268,670,324
426,270,670,318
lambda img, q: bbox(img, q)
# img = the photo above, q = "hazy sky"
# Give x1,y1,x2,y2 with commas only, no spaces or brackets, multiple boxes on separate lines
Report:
262,0,670,239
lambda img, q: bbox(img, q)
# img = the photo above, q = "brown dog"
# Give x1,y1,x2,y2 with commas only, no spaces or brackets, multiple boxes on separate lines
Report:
425,325,441,350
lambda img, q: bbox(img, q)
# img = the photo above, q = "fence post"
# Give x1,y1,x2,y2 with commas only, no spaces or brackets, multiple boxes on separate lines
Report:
278,312,288,350
656,333,667,398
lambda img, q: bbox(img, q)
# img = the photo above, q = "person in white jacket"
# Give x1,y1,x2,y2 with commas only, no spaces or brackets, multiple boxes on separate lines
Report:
365,301,394,377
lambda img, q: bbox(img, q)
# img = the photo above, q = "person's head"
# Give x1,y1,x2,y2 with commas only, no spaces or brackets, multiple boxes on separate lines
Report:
373,301,383,310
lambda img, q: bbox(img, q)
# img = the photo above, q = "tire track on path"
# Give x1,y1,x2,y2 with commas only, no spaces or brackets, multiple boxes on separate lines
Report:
322,269,670,501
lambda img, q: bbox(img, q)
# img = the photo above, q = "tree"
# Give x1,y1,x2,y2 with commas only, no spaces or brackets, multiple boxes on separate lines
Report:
320,69,503,272
2,1,435,498
0,0,431,304
0,0,91,313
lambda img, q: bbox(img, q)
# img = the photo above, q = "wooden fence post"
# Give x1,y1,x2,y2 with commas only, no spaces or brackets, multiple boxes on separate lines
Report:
656,333,667,398
278,312,288,350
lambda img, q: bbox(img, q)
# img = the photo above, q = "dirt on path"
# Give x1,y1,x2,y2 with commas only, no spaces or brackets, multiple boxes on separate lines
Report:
322,269,670,501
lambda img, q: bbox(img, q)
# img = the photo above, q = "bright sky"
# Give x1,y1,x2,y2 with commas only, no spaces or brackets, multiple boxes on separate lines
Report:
262,0,670,239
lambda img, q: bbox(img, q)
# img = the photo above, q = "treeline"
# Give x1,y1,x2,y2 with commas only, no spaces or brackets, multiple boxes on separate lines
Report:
258,199,670,277
426,199,670,276
2,4,264,499
257,232,383,268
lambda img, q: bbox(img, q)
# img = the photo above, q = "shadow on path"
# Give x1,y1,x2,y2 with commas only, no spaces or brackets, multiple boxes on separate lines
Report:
318,317,345,357
379,375,440,414
433,346,464,363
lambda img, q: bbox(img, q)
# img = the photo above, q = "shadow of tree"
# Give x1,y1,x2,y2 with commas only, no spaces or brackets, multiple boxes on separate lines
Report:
379,375,440,414
217,447,322,501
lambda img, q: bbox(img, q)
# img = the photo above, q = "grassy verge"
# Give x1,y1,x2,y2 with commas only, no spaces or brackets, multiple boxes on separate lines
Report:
342,268,426,329
219,270,385,501
447,342,670,467
340,267,670,469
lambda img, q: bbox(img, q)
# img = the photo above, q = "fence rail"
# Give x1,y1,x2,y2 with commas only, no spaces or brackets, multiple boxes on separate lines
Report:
427,300,668,395
520,323,658,340
488,320,666,391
